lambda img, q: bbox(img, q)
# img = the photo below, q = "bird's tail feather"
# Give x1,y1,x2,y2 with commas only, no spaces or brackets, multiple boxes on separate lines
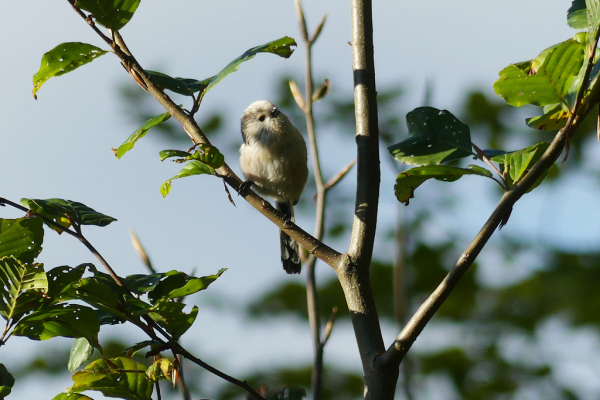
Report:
277,201,301,274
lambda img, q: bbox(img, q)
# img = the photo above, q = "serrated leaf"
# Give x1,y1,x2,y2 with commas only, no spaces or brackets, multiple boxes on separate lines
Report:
14,304,100,341
394,165,496,205
568,0,587,29
74,0,140,31
33,43,107,99
388,107,472,165
115,112,171,159
494,38,585,107
148,300,198,338
160,160,216,198
69,338,95,372
0,257,48,321
147,37,296,98
0,363,15,397
21,198,117,230
0,216,44,265
71,357,152,400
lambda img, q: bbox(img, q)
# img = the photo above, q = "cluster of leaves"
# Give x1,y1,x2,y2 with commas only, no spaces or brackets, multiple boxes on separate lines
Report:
0,198,223,400
387,0,600,206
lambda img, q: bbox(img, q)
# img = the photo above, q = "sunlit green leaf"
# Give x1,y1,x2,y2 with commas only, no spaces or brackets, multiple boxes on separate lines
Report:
14,304,100,341
526,103,569,131
0,363,15,397
0,216,44,265
490,142,551,185
0,257,47,321
51,393,94,400
68,338,95,372
71,357,152,400
33,43,107,99
388,107,472,165
394,165,496,205
145,358,174,382
160,160,217,198
75,0,141,30
115,112,171,159
494,37,585,107
20,198,117,230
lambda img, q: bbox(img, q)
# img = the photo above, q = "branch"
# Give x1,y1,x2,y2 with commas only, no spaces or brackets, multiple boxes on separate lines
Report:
378,27,600,370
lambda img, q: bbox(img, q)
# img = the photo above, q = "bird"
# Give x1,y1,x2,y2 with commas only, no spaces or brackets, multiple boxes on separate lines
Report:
239,100,308,274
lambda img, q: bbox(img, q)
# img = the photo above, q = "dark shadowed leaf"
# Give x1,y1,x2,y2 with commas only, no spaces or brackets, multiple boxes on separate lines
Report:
14,304,100,341
33,43,107,99
20,198,117,230
148,299,198,338
0,363,15,397
388,107,472,165
0,216,44,265
115,112,171,159
75,0,141,30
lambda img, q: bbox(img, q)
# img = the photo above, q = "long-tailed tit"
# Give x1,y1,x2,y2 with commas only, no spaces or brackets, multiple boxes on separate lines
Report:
239,100,308,274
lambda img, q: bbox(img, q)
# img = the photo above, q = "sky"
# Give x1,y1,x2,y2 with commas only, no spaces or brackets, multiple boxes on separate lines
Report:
2,1,600,399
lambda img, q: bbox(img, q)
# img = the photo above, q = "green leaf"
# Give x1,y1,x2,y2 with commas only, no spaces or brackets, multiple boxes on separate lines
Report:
158,149,191,161
568,0,587,29
148,36,296,98
587,0,600,37
491,142,551,186
388,107,472,165
74,0,140,30
14,304,100,341
21,198,117,230
122,340,162,357
33,43,107,99
394,165,496,205
71,357,152,400
46,265,87,304
67,275,128,320
148,300,198,338
0,257,48,321
145,358,174,382
494,37,585,107
51,393,94,400
526,103,569,131
115,112,171,159
68,338,95,372
126,269,225,303
0,364,15,397
160,160,217,198
0,217,44,265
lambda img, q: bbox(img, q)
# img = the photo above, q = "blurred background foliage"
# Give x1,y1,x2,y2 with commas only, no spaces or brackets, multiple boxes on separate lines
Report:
16,73,600,400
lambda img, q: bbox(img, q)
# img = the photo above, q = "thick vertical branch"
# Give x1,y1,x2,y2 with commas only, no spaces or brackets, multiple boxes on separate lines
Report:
339,1,397,399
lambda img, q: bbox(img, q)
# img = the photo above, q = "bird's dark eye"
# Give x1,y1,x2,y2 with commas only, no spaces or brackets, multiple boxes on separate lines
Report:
258,115,266,122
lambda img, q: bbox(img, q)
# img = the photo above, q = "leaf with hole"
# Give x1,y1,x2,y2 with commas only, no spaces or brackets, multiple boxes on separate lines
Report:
388,107,472,165
394,165,496,205
0,216,44,265
13,304,100,341
75,0,141,30
21,198,117,231
71,357,152,400
115,112,171,159
33,43,107,99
